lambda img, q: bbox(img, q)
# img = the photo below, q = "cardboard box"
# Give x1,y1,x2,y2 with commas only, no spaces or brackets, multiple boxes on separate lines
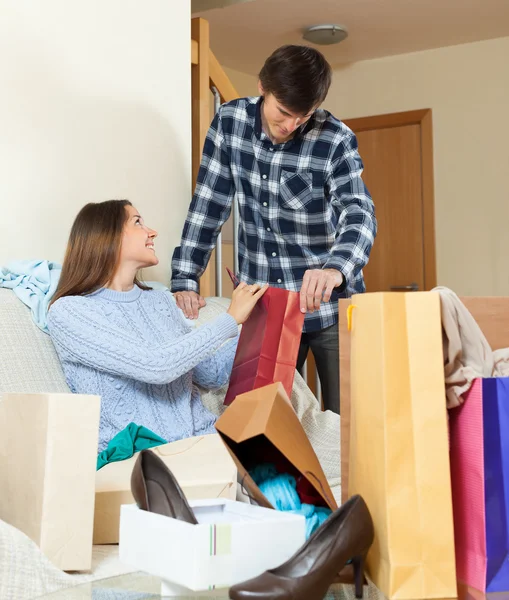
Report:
215,382,337,512
0,393,100,571
94,433,237,544
119,499,305,595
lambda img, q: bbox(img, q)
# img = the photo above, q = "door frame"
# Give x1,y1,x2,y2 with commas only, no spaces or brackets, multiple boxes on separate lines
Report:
344,108,437,291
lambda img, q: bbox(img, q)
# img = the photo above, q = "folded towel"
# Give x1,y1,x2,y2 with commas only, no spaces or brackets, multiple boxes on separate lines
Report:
0,260,61,333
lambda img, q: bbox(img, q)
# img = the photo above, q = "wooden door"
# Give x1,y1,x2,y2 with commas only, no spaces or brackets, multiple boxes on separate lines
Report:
344,109,436,292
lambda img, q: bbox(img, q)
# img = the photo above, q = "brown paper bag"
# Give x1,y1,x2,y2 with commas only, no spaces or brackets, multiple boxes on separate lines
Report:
215,382,337,512
93,433,237,544
0,393,100,571
348,292,456,599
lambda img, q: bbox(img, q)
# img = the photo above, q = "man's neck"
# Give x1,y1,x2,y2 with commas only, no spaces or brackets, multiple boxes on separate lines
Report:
260,101,293,145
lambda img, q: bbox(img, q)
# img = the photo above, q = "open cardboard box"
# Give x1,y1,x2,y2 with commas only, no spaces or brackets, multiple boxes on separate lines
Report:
215,382,338,513
119,498,305,596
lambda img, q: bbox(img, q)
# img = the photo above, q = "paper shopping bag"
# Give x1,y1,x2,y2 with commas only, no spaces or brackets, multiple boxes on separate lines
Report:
348,292,456,599
0,393,100,571
93,433,237,544
450,377,509,592
216,382,337,512
224,269,304,405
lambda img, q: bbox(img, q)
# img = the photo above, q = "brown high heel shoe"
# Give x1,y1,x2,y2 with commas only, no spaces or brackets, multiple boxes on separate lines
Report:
131,449,198,524
228,495,374,600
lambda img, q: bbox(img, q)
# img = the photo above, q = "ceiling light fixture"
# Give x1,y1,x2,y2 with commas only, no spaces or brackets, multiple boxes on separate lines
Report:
302,24,348,46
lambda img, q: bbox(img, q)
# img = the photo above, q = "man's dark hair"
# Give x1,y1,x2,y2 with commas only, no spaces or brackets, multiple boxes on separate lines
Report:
259,45,332,114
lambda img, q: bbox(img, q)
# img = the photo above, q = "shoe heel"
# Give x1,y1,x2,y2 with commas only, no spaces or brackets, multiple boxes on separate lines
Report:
352,554,366,599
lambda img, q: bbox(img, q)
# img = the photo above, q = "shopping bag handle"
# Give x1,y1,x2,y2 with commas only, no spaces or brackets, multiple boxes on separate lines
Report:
239,472,261,506
303,470,335,509
226,266,240,289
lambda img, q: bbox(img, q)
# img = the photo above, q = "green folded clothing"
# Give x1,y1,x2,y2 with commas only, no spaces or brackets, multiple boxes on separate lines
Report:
97,422,167,470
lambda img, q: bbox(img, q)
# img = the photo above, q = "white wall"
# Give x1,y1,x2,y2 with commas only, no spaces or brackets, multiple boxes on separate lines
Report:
0,0,191,283
227,37,509,296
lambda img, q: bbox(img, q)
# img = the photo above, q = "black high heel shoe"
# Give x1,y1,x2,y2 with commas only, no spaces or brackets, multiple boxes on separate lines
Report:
131,449,198,524
229,494,374,600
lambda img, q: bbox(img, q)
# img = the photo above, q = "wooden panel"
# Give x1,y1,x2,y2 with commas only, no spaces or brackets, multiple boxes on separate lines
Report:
209,49,239,103
344,109,436,292
421,110,437,290
340,295,509,502
191,40,198,65
461,297,509,350
356,124,424,293
339,298,352,504
191,18,212,297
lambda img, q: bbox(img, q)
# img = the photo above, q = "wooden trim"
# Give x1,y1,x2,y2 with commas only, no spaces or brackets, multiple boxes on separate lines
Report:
191,18,213,297
420,109,437,289
338,298,351,504
344,109,429,133
191,40,198,65
209,49,239,103
344,108,437,290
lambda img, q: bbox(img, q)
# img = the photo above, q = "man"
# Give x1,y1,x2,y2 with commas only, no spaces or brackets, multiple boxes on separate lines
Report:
171,45,376,414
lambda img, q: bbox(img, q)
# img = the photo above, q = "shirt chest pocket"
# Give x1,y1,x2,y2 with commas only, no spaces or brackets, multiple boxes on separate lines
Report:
279,170,314,210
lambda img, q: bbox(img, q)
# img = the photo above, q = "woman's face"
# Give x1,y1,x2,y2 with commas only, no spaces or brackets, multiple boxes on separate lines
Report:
119,205,159,269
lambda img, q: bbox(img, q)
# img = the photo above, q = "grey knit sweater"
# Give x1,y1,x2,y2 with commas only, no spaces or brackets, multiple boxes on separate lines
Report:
47,286,239,451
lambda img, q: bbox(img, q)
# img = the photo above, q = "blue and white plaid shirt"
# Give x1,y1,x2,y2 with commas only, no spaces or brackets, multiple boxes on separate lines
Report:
171,97,376,332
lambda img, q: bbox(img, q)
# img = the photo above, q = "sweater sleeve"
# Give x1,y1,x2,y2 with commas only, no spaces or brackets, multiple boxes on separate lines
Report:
47,296,239,386
193,335,239,390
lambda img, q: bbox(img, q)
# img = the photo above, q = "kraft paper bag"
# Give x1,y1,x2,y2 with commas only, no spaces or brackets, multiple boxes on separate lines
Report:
216,382,337,513
450,377,509,593
0,393,100,571
348,292,456,599
93,433,237,544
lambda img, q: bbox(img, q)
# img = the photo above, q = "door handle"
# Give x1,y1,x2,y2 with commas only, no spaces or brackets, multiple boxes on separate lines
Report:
390,283,419,291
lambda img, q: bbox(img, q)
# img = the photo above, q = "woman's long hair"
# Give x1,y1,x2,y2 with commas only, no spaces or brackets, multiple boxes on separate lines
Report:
51,199,150,306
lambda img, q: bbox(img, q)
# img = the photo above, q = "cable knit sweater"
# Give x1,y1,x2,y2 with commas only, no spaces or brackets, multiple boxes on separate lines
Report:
47,286,239,452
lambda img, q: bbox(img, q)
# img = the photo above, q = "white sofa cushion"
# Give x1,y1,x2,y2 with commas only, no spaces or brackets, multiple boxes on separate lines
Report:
0,289,69,394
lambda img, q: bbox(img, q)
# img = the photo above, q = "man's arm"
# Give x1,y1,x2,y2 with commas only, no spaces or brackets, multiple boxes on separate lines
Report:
323,131,377,282
171,111,235,295
300,131,377,313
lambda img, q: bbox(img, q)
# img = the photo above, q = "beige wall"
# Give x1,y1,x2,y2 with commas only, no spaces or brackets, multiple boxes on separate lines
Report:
0,0,191,284
227,37,509,296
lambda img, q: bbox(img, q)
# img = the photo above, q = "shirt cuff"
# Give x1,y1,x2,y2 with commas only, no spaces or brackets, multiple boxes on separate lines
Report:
323,256,356,290
171,280,200,294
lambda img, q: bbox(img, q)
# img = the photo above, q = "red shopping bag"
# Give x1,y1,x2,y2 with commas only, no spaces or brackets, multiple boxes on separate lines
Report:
224,269,305,406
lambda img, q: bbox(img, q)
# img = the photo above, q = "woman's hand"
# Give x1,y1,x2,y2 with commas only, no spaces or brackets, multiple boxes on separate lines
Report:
227,282,269,325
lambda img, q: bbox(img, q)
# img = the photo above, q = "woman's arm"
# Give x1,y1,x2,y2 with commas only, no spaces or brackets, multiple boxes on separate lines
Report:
47,296,239,386
193,335,239,390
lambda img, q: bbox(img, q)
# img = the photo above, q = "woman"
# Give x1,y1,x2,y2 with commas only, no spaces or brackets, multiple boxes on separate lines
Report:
48,199,267,452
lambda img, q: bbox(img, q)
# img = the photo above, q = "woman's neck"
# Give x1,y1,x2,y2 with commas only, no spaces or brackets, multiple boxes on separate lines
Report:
107,266,136,292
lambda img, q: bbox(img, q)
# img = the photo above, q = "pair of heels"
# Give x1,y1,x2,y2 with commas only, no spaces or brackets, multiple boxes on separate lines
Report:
131,450,374,600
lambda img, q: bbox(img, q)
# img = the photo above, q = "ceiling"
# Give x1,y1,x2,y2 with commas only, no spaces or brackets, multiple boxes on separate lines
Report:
193,0,509,74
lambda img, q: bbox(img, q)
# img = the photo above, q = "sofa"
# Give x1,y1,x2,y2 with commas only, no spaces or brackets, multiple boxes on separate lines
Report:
0,288,341,599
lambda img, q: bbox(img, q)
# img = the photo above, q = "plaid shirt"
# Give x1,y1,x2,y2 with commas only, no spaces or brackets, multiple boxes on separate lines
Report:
171,97,376,332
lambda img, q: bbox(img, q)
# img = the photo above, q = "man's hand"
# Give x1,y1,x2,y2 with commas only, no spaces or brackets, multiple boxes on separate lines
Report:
300,268,343,314
174,291,206,320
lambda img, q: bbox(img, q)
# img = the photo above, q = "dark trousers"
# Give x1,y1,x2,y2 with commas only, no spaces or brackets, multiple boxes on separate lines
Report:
297,322,340,414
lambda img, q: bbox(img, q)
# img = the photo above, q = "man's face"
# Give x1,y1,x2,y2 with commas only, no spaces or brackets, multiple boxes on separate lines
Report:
258,82,317,144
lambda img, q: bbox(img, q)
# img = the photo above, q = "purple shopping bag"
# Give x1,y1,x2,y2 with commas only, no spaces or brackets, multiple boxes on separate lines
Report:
449,377,509,592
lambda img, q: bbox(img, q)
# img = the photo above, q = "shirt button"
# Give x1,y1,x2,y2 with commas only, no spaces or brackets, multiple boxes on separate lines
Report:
269,148,274,152
115,384,122,390
277,279,282,284
263,202,268,207
262,174,268,180
266,227,271,232
272,252,277,257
